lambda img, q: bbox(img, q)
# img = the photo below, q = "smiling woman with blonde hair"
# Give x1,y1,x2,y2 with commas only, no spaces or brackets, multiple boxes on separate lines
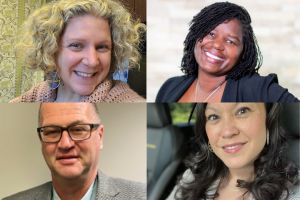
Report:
10,0,145,102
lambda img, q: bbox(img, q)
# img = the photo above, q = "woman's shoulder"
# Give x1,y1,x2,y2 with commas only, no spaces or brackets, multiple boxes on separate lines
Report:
285,171,300,200
9,81,54,102
287,183,300,200
82,80,145,102
166,169,195,200
227,73,299,102
240,73,278,82
156,75,195,102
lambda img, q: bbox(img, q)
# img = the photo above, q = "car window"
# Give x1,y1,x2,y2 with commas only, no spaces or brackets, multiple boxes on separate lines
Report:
169,103,196,124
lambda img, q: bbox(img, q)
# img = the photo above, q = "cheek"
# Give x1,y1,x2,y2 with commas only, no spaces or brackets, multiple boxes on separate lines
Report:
42,145,55,162
205,125,219,144
229,47,243,62
57,51,80,71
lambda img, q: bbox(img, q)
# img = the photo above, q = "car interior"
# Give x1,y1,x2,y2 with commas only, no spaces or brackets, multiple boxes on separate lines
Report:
147,103,300,200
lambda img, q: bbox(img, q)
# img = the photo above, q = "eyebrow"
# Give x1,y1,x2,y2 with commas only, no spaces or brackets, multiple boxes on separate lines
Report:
41,120,87,127
64,37,111,42
205,103,240,113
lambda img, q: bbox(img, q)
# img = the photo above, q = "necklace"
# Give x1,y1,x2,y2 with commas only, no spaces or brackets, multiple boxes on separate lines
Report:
194,79,226,102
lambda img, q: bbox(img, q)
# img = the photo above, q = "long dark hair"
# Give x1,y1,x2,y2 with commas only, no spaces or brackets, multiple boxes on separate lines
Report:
177,103,299,200
181,2,262,80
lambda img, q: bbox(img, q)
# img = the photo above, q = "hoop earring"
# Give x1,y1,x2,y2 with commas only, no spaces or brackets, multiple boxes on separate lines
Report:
208,143,214,152
49,71,61,90
266,130,269,145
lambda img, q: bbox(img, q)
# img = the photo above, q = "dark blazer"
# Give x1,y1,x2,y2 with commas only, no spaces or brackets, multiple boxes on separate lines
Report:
156,73,299,102
3,171,146,200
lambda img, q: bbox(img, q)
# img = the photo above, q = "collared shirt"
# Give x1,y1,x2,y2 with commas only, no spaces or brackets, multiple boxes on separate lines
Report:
52,180,96,200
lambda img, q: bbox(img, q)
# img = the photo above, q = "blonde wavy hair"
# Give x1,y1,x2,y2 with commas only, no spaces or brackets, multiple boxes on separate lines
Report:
18,0,145,74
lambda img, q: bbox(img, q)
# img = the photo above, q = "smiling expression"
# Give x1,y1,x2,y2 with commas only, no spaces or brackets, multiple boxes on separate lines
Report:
40,103,104,180
194,19,243,77
57,14,112,96
205,103,267,170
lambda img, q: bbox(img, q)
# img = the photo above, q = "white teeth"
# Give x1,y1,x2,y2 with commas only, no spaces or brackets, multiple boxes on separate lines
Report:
206,52,225,61
224,145,239,150
75,71,94,78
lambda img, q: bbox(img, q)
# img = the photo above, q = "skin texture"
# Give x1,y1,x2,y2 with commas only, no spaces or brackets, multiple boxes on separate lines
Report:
205,103,267,199
205,103,266,170
39,103,104,199
56,15,112,101
194,19,243,77
180,19,244,102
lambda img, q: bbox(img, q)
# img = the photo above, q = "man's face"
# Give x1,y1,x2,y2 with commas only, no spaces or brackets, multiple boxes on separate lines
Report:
39,103,104,180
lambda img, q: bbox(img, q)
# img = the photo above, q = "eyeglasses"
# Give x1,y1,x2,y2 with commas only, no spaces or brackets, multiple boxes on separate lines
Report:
37,124,100,143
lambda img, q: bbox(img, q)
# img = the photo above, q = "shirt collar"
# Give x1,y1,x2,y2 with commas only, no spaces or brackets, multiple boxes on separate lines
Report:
52,179,96,200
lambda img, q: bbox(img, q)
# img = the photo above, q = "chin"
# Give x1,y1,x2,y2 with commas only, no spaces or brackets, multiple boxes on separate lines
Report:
56,168,84,179
223,159,250,170
73,86,97,96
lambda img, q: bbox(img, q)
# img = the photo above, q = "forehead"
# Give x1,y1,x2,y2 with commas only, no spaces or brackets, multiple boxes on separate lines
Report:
213,19,243,37
40,103,98,125
206,103,265,112
61,14,111,41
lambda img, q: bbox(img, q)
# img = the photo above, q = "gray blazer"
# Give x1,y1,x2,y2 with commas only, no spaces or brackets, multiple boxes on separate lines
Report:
3,171,146,200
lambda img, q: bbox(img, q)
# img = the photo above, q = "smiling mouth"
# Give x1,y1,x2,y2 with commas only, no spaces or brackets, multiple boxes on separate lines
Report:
205,51,225,62
74,71,96,78
222,143,246,153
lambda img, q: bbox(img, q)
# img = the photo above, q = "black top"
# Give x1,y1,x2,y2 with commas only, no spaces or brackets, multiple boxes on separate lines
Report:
156,73,299,102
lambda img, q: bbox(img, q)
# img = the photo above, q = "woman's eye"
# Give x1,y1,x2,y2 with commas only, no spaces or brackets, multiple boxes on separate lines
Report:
68,43,82,50
236,107,250,115
208,32,215,38
206,114,219,121
226,39,235,45
97,44,109,52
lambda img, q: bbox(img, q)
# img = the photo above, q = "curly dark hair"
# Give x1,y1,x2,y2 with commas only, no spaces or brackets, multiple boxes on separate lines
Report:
181,2,263,80
176,103,299,200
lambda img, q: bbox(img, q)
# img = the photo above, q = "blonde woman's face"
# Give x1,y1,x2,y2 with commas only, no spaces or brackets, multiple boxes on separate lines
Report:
205,103,267,170
57,15,112,96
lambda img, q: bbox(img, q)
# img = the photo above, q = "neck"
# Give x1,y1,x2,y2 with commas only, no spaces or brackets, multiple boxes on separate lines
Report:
56,85,81,102
229,166,255,183
223,166,255,188
52,171,97,200
216,167,254,200
197,71,226,93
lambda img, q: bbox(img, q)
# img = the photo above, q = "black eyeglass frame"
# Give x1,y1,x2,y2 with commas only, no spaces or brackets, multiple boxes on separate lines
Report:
37,124,100,143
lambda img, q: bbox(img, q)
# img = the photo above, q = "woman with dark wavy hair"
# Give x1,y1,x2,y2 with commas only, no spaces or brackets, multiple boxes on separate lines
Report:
168,103,299,200
156,2,298,102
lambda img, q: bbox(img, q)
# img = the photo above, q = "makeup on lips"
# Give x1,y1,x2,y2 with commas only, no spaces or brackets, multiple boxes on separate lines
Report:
222,142,247,154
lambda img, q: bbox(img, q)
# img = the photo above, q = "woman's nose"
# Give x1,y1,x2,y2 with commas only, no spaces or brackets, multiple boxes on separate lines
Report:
221,118,239,138
213,38,225,51
82,48,100,67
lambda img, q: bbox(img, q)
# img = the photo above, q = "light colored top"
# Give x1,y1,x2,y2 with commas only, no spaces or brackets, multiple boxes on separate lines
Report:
167,169,300,200
52,179,95,200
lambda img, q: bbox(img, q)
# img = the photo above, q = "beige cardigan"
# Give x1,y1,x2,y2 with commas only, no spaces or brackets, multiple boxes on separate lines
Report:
10,80,145,102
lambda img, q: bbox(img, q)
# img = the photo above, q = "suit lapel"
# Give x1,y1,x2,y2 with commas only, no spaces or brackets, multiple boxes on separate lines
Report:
96,171,120,200
34,182,52,200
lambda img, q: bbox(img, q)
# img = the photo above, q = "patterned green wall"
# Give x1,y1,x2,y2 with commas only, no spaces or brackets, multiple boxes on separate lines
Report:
0,0,47,102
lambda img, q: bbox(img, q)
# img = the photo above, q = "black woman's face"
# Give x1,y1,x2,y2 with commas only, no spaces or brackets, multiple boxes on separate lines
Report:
194,18,243,77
